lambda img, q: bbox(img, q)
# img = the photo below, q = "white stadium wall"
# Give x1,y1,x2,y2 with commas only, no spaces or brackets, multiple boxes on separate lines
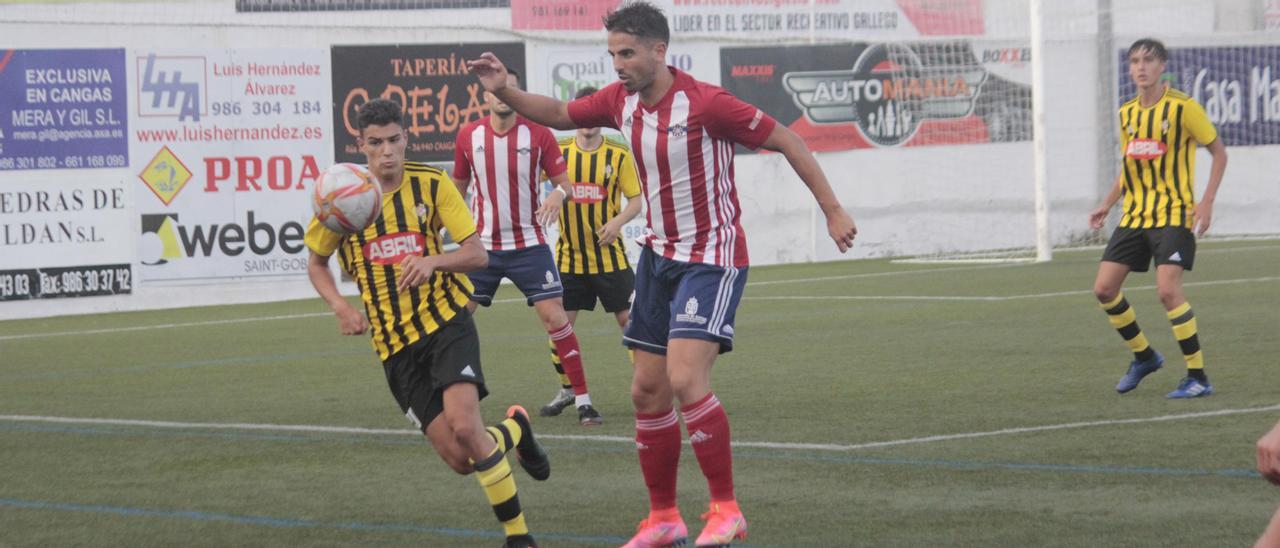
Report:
1,0,1276,320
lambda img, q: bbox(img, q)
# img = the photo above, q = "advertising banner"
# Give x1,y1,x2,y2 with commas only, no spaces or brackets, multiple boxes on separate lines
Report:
511,0,619,30
0,48,128,171
331,43,525,164
236,0,508,11
653,0,982,41
1119,45,1280,146
129,49,331,281
721,41,1031,152
0,174,134,301
530,42,721,103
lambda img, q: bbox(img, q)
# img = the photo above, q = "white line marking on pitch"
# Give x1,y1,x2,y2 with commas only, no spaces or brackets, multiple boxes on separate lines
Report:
2,243,1272,342
4,405,1277,452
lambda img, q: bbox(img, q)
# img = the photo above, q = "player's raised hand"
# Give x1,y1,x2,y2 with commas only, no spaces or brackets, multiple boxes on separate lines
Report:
826,207,857,253
397,255,437,292
466,53,509,93
1190,200,1214,237
1257,420,1280,486
334,302,369,336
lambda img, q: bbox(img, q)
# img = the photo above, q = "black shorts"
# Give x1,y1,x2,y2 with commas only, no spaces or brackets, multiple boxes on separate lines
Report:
562,268,635,313
381,310,487,432
1101,226,1196,272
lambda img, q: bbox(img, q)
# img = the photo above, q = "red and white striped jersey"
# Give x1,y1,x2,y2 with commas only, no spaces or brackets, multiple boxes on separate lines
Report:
567,67,776,268
452,116,567,251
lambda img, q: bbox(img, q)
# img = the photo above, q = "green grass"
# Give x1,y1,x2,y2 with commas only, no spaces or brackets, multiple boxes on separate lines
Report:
2,240,1279,546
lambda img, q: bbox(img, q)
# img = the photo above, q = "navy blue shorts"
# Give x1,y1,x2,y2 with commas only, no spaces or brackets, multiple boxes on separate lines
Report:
623,246,748,355
468,245,564,306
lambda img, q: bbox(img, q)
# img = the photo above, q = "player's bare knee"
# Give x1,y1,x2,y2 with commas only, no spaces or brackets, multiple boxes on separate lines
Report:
631,381,668,411
1157,287,1183,309
1093,284,1119,303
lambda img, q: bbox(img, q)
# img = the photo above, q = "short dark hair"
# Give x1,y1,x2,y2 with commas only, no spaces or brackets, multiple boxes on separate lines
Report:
1128,38,1168,61
603,1,669,44
507,68,522,90
356,98,407,132
574,86,598,100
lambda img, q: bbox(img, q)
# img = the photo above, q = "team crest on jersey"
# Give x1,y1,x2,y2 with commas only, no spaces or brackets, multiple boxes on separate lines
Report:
571,182,605,203
517,147,532,155
676,297,708,325
1161,119,1170,135
415,203,428,223
363,232,426,265
1125,139,1167,160
604,164,614,178
663,123,688,138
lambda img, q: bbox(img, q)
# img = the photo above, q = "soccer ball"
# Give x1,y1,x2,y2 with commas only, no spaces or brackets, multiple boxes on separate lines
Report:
313,163,382,234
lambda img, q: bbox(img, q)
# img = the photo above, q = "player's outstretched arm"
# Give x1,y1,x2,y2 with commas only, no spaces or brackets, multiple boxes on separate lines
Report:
467,53,577,130
308,251,368,335
759,123,857,253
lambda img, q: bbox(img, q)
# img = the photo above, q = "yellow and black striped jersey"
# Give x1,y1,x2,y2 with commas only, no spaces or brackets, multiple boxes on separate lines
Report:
1117,87,1218,229
555,136,641,274
306,161,476,360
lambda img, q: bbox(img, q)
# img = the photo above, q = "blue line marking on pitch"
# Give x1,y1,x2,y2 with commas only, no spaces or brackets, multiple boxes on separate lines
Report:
0,422,1261,480
0,497,628,544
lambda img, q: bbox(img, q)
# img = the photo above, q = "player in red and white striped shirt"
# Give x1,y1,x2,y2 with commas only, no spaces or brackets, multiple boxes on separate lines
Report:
453,70,603,426
470,3,857,545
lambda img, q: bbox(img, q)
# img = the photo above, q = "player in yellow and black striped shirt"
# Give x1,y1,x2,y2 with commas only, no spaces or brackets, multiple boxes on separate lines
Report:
1089,39,1228,399
305,98,547,548
539,86,645,419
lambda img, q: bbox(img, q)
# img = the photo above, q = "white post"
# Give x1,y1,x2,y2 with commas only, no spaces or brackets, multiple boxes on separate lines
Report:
810,0,818,262
1031,0,1052,262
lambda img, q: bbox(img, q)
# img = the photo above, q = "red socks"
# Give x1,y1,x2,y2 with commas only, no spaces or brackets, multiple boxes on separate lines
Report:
635,393,737,512
548,323,588,395
681,393,735,503
635,408,681,510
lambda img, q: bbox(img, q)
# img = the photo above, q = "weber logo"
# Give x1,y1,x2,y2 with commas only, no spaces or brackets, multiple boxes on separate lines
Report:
1125,139,1167,160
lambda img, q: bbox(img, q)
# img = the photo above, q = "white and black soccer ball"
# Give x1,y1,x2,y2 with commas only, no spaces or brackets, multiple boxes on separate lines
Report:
312,163,382,234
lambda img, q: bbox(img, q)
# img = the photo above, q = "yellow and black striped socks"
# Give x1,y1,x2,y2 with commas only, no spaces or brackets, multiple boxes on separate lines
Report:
486,417,524,454
1100,293,1157,362
548,338,572,389
1167,302,1206,381
473,445,528,539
